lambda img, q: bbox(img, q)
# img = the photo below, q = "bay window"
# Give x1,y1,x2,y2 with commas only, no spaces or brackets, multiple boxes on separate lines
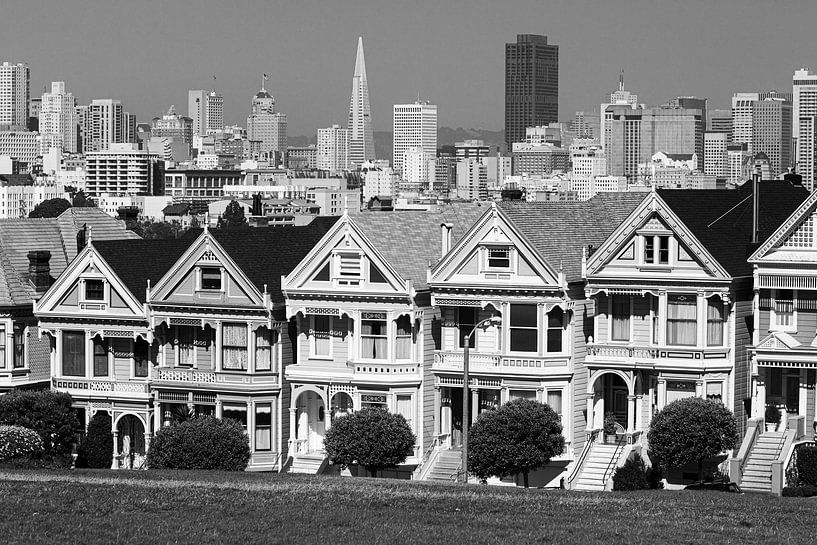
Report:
361,315,387,360
255,327,276,371
311,316,331,357
93,338,108,377
773,289,795,330
12,326,24,369
254,403,272,451
611,295,630,342
395,316,412,360
222,323,248,370
509,304,537,353
62,331,85,377
134,338,149,378
667,295,697,346
706,298,724,346
222,404,247,430
177,326,195,367
457,307,476,349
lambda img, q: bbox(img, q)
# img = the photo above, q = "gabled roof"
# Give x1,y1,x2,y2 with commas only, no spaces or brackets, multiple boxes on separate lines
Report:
498,193,645,282
657,180,809,277
351,205,487,290
0,207,140,307
162,203,191,215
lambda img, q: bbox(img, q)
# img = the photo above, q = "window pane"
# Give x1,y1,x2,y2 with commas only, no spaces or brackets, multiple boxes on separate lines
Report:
85,279,105,300
62,331,85,377
134,338,149,378
488,247,510,268
510,329,537,352
222,405,247,429
458,307,477,349
223,323,248,370
546,308,563,352
658,236,669,264
510,304,537,327
313,316,331,356
667,295,697,346
706,382,723,401
361,320,387,359
0,328,5,370
255,403,272,451
775,289,794,327
201,267,221,290
547,390,563,416
178,327,194,366
611,296,630,341
396,395,413,432
12,327,24,369
509,390,536,401
707,299,724,346
93,338,108,377
396,316,412,360
255,327,274,371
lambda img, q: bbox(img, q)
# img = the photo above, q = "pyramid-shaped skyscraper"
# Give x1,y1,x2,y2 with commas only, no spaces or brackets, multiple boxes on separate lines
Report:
347,37,375,166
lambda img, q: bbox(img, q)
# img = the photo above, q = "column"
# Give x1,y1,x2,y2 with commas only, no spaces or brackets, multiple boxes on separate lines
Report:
111,425,119,470
586,394,594,433
54,329,63,377
755,372,766,419
246,400,254,455
247,322,255,374
215,321,223,372
537,302,546,356
288,406,297,454
626,395,636,433
187,392,194,416
471,387,479,424
635,395,643,432
433,387,441,437
215,398,223,418
695,380,704,398
152,397,161,434
696,292,706,349
85,331,93,378
144,433,152,454
5,327,14,369
657,378,667,410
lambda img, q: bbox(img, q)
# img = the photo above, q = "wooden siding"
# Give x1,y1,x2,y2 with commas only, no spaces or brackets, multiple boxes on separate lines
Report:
112,338,132,380
422,307,441,452
733,299,752,437
571,296,591,456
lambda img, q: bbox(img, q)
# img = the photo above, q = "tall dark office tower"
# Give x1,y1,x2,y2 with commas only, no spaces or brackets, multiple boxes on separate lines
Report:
505,34,559,150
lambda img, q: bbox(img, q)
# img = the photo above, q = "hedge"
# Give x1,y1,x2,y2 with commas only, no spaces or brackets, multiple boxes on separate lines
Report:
0,425,43,461
147,416,250,471
76,412,113,469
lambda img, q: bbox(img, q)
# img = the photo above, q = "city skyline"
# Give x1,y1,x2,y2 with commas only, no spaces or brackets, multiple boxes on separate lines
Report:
3,0,817,135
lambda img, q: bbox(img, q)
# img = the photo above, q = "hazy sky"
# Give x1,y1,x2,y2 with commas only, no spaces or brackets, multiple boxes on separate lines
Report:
2,0,816,135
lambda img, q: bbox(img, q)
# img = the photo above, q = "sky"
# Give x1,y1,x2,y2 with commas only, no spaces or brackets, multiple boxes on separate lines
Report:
2,0,817,136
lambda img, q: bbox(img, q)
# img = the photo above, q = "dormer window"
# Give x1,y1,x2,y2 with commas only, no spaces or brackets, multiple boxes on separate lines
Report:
487,247,511,269
643,235,670,265
85,279,105,301
200,267,222,290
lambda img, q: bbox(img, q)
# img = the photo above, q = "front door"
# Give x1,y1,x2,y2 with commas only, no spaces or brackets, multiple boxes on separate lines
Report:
296,391,326,453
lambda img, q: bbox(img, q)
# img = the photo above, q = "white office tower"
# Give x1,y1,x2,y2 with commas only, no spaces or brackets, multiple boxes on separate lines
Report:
247,85,287,156
39,82,78,153
704,132,729,178
82,99,125,152
600,71,639,150
347,37,375,167
317,124,350,172
393,101,437,175
0,62,29,127
85,143,156,196
794,69,817,190
401,147,432,188
189,89,225,136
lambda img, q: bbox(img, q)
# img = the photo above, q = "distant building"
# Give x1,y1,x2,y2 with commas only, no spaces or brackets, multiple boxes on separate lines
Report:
511,142,569,176
39,82,78,153
85,143,159,197
731,92,792,176
456,158,488,200
150,105,193,155
454,140,490,160
81,99,126,152
317,125,349,172
505,34,559,148
401,147,433,189
704,131,729,178
0,62,29,128
393,101,437,175
287,146,317,170
188,89,224,136
572,111,600,139
708,108,732,135
600,72,640,151
164,168,243,214
246,86,287,157
0,174,70,218
363,167,396,201
0,130,39,169
347,37,376,166
794,69,817,190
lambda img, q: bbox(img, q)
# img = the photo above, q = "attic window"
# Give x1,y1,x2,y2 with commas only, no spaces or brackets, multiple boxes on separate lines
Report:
487,247,511,269
643,236,670,265
85,279,105,301
201,267,222,290
336,253,362,285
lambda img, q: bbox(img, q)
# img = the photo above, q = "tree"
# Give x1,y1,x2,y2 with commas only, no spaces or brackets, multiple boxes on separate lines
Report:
29,198,72,218
323,407,415,477
147,416,250,471
75,411,113,469
468,399,564,487
66,186,96,208
0,390,78,457
647,397,738,482
127,219,189,240
220,200,248,229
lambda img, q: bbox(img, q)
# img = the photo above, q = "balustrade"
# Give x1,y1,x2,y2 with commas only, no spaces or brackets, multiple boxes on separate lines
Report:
587,343,729,363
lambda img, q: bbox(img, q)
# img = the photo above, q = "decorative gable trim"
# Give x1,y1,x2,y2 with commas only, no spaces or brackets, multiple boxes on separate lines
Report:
750,190,817,262
585,192,730,279
755,331,802,351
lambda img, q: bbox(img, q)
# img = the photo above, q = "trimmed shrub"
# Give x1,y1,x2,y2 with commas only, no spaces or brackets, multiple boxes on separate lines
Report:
76,412,113,469
0,425,44,461
147,416,250,471
613,453,649,491
0,390,78,456
795,446,817,486
468,399,564,488
782,485,817,497
324,407,415,477
765,405,781,425
647,397,738,482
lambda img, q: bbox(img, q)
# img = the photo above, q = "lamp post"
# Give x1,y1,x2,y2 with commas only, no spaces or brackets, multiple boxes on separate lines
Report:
461,315,501,483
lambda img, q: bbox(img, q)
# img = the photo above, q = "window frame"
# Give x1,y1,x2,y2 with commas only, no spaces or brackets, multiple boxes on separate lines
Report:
62,330,85,377
360,314,388,361
92,337,109,377
84,279,105,301
508,303,538,354
254,402,273,451
310,315,333,359
545,307,564,353
222,322,249,371
394,315,413,361
0,326,5,370
706,297,725,347
666,294,698,347
254,326,277,372
199,267,223,291
12,325,25,369
133,337,150,378
608,295,632,343
486,246,512,270
771,288,797,333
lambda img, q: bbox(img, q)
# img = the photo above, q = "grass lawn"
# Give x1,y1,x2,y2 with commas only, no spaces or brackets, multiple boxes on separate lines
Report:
1,470,816,544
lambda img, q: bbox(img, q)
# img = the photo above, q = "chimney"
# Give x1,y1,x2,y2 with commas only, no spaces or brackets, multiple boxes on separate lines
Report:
752,163,761,244
76,223,87,254
441,223,454,257
27,251,52,296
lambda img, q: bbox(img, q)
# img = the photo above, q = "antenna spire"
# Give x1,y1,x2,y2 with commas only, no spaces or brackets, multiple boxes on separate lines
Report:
619,69,624,91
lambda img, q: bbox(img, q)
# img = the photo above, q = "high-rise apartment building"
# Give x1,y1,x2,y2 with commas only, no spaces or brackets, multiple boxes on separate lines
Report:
347,37,375,167
505,34,559,149
247,86,287,157
39,82,78,153
704,131,729,178
188,89,225,136
794,69,817,190
604,105,702,181
393,101,437,174
85,143,157,196
82,99,125,152
572,111,600,139
401,147,433,188
151,105,193,151
731,92,792,177
317,124,349,172
0,62,29,128
708,109,732,136
600,73,639,151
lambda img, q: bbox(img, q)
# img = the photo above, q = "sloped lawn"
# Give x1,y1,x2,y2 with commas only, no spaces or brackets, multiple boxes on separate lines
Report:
1,470,815,544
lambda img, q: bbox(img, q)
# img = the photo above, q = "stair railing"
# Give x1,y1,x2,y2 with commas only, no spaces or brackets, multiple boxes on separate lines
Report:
602,437,625,489
729,417,762,487
412,436,441,481
566,428,599,488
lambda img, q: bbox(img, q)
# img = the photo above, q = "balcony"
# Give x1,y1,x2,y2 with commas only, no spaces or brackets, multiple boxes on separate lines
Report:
586,343,730,368
433,350,569,376
350,361,421,383
52,377,150,396
152,367,279,390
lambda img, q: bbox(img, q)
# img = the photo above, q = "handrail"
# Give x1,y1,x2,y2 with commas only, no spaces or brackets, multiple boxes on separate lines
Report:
567,429,599,486
412,436,441,480
602,438,625,488
772,429,797,495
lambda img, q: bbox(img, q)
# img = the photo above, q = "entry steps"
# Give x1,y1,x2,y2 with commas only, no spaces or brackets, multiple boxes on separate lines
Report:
573,441,625,491
287,453,328,475
740,432,787,493
423,448,463,482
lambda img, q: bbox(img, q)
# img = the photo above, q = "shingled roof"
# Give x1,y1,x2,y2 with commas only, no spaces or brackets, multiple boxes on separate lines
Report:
0,207,140,307
658,180,809,277
351,204,488,290
499,193,646,283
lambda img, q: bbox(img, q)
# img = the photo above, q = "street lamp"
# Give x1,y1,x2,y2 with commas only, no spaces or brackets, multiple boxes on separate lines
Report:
462,314,502,483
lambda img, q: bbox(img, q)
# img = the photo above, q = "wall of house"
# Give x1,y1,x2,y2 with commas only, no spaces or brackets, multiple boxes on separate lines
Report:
422,307,440,452
570,296,591,456
758,288,817,345
733,296,752,437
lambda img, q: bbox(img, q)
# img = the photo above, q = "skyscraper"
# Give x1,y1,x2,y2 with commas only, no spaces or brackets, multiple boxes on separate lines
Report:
39,82,78,153
731,92,792,177
393,101,437,175
188,89,225,136
82,99,125,152
600,72,639,151
317,124,349,172
0,62,29,127
247,81,287,157
505,34,559,149
347,37,375,167
794,69,817,190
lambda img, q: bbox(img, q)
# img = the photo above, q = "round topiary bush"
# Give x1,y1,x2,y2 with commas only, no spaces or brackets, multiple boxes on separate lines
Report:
0,425,44,462
147,416,250,471
76,412,113,469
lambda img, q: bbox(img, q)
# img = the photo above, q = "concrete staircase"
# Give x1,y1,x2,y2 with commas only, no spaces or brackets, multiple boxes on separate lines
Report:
741,432,787,493
287,453,328,475
423,448,462,482
573,441,624,491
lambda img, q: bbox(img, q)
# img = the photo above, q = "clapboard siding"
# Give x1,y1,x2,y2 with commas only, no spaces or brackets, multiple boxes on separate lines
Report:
733,299,752,438
422,307,441,453
571,296,591,457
